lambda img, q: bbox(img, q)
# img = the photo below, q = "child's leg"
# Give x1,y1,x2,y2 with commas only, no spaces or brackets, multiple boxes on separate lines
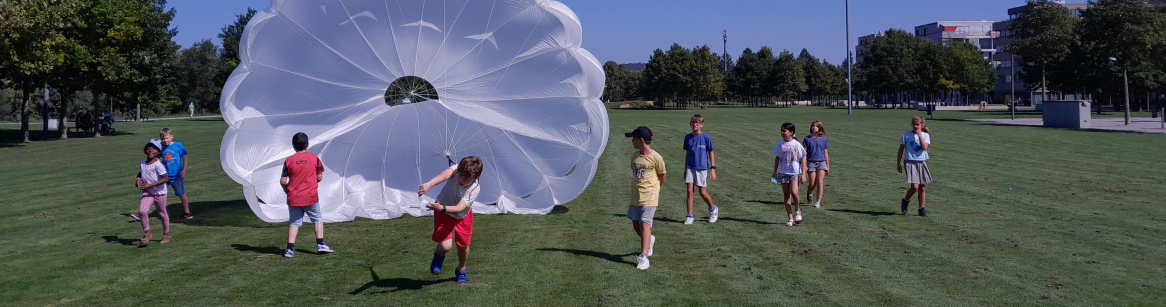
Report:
639,223,652,256
917,185,926,208
698,187,714,210
815,170,826,201
632,221,643,238
806,171,818,197
154,195,170,234
288,226,299,244
314,222,325,239
790,180,801,213
904,184,920,200
180,195,190,215
436,238,453,256
139,195,153,233
685,183,695,216
456,244,470,271
781,183,793,219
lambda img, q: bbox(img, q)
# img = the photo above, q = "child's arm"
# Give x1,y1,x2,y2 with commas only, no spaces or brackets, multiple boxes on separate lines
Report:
773,156,780,178
419,167,456,196
824,148,830,175
915,131,929,150
427,199,470,214
708,150,716,181
896,145,906,173
136,172,143,188
800,155,808,183
684,151,690,169
141,174,169,190
657,173,666,184
179,154,187,178
280,164,290,194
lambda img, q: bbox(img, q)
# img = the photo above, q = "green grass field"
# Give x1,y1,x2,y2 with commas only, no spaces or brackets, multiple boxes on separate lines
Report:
1,106,1163,306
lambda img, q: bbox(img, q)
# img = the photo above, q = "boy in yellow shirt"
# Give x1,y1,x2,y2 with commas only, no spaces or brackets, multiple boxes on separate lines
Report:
625,126,665,270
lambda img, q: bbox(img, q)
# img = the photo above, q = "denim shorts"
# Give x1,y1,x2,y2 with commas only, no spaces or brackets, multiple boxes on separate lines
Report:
288,203,322,227
169,177,186,196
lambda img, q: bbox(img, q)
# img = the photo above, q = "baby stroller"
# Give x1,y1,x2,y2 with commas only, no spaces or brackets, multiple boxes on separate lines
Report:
100,112,116,135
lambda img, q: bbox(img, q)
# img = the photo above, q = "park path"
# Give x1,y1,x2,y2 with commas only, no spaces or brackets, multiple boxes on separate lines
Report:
970,117,1166,134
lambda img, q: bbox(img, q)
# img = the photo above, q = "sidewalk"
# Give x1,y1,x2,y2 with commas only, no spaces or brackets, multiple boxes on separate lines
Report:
970,117,1166,134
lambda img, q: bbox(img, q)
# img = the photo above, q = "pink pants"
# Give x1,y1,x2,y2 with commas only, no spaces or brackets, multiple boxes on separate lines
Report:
140,193,169,233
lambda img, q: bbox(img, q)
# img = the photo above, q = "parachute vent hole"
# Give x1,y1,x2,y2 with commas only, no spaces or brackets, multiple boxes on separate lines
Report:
385,76,438,106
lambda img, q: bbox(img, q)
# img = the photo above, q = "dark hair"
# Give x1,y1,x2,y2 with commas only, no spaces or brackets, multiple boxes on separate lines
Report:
292,132,309,151
691,114,704,123
780,122,795,134
457,156,484,181
144,142,161,153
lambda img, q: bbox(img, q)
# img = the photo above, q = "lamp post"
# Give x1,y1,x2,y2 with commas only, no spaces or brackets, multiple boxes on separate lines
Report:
1110,57,1130,126
845,0,853,115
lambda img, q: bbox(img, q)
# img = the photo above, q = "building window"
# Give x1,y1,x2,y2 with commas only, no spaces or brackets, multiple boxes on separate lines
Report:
1005,75,1012,83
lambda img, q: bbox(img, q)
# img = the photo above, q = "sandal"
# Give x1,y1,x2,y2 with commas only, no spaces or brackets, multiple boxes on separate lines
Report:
140,233,153,245
161,234,171,244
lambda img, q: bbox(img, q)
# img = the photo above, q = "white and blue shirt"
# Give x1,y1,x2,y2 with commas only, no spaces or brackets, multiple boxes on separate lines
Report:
901,131,931,161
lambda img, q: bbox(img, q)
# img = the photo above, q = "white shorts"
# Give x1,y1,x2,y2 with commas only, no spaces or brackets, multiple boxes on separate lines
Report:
684,168,708,187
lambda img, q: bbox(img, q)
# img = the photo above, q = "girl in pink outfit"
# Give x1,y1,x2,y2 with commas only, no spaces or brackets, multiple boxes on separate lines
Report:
136,140,171,245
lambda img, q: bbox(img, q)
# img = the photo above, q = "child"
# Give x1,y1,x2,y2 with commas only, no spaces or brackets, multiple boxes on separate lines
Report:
802,121,830,209
772,123,807,227
626,126,665,270
418,156,484,284
897,116,932,217
136,140,171,245
281,132,333,257
159,128,193,219
682,114,718,224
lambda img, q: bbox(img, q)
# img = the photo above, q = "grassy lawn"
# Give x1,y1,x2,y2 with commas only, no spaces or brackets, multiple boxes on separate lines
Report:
1,106,1163,306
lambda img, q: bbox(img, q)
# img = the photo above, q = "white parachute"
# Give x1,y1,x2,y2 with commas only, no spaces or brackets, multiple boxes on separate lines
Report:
219,0,609,223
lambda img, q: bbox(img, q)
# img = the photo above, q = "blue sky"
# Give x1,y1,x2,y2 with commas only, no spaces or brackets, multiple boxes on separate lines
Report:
168,0,1027,64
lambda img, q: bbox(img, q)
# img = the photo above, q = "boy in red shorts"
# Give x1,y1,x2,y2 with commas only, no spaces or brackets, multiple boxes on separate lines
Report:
418,156,483,284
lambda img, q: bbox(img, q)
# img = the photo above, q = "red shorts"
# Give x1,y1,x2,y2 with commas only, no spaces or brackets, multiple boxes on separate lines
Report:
432,210,473,247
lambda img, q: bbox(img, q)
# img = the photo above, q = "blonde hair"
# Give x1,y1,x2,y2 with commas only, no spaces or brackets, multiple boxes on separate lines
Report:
160,127,172,135
912,116,929,133
810,120,825,136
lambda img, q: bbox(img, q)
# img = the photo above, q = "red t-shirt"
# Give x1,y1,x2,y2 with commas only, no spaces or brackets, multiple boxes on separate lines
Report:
282,152,324,207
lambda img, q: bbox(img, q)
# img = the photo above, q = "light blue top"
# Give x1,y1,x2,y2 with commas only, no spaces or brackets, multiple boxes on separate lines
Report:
900,131,930,161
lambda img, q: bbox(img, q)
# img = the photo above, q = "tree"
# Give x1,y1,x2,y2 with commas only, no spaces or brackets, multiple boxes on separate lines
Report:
1005,1,1077,103
856,29,918,107
687,45,724,105
177,40,223,113
85,0,179,128
726,47,775,106
948,40,997,102
796,49,822,103
602,61,641,102
217,8,256,89
770,50,806,106
1079,0,1166,117
0,0,73,142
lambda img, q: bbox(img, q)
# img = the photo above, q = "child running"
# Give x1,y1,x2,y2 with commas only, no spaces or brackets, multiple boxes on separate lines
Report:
161,128,192,219
802,121,830,209
281,133,334,257
419,156,483,284
772,123,807,227
897,116,932,217
682,114,718,224
626,126,665,270
136,140,170,245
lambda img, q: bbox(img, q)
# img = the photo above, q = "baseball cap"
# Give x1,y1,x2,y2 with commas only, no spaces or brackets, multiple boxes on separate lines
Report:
624,126,652,141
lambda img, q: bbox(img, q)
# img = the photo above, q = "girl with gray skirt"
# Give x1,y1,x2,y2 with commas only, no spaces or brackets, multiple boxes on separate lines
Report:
897,116,932,217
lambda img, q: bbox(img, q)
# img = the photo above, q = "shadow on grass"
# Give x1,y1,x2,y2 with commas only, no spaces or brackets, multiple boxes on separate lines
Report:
549,205,569,215
230,244,314,256
827,209,896,216
351,266,455,294
171,200,279,228
611,214,683,224
746,200,783,206
0,128,134,148
718,217,778,225
537,248,636,265
102,235,148,248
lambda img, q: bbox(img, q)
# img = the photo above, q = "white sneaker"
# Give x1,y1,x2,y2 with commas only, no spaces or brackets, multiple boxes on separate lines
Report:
814,201,821,209
636,254,650,270
785,219,795,227
795,212,803,225
709,206,719,223
647,235,655,256
684,215,694,225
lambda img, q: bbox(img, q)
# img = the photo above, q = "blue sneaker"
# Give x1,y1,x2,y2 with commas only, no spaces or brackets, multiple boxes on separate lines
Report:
456,270,468,284
316,244,334,254
430,253,445,275
283,248,295,258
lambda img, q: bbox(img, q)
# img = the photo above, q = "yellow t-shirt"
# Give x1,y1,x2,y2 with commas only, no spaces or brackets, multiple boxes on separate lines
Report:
630,150,667,207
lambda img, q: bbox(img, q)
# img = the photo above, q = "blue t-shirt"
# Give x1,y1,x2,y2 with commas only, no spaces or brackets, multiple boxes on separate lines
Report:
682,132,714,170
900,131,930,161
161,141,188,179
802,136,828,162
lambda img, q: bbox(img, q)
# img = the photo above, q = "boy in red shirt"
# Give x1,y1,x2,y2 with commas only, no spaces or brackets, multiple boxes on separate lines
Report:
280,133,333,257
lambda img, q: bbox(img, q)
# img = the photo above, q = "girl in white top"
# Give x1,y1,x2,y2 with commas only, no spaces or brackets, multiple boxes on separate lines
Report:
136,140,171,245
772,123,808,227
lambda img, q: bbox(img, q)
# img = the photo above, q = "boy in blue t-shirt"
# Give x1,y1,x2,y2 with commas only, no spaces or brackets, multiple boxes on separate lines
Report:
682,114,718,224
160,128,192,219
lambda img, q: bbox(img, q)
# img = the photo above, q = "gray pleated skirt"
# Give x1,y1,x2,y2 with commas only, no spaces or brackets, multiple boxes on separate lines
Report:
904,161,933,185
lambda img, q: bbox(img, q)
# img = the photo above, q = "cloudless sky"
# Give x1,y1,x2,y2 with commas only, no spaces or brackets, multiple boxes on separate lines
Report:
168,0,1028,65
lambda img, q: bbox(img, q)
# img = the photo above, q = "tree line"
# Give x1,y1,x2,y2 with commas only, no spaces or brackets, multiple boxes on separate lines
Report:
0,0,255,142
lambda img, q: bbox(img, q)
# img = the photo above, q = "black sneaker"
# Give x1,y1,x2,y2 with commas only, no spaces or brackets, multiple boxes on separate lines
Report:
918,208,928,217
900,199,910,215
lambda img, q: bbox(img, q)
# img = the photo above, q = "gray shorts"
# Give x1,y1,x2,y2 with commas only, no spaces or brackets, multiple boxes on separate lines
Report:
904,161,933,185
627,205,657,226
288,203,322,227
776,173,798,184
807,161,828,172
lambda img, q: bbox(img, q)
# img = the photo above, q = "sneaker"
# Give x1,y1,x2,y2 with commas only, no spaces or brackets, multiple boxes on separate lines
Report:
814,201,821,209
430,253,445,275
709,206,719,223
283,248,295,258
131,213,142,221
179,213,194,220
647,235,655,257
684,215,694,225
456,270,468,284
160,234,171,244
808,194,814,204
901,199,910,215
795,212,803,225
918,208,928,217
317,244,334,254
785,219,795,227
636,254,650,270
